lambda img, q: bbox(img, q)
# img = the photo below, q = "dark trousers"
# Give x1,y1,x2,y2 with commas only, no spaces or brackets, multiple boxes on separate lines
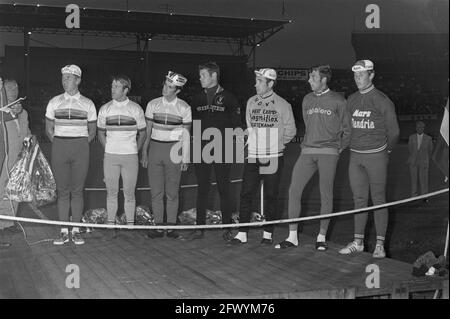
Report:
51,137,89,223
239,156,284,233
195,162,232,225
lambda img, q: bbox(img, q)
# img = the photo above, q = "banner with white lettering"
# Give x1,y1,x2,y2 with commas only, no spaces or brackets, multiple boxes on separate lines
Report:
275,69,309,81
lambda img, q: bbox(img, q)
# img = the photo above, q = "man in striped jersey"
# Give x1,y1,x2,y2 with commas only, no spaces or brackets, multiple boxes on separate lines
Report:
339,60,399,258
141,71,191,240
98,75,146,238
46,65,97,245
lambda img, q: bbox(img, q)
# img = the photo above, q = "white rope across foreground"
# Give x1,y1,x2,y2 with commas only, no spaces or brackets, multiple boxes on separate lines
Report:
84,178,244,191
0,188,448,230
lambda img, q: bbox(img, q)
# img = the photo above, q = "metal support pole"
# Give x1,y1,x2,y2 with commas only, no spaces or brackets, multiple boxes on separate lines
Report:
144,37,150,89
252,35,256,69
260,181,264,217
23,27,30,99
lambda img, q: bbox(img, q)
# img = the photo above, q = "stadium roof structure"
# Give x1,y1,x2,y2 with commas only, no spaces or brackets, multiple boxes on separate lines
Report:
0,4,289,48
0,3,289,95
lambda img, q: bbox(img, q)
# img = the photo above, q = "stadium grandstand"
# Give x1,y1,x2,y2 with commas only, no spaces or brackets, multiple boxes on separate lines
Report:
0,3,290,137
351,32,448,115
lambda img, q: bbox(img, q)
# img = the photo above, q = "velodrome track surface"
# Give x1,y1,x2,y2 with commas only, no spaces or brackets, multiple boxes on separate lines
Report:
19,141,449,263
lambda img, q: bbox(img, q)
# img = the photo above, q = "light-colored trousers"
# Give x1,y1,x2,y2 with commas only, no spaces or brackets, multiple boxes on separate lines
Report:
104,153,138,224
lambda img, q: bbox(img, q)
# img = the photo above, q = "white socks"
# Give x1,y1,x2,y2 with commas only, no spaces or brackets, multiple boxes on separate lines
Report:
234,232,247,243
72,227,80,234
61,228,69,234
317,234,326,243
286,230,298,246
263,231,272,240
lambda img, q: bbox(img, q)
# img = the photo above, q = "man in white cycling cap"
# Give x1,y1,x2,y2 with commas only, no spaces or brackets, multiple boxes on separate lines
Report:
46,64,97,245
230,68,296,246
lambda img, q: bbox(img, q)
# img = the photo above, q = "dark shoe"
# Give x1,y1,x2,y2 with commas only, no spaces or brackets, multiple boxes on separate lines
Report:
227,238,247,246
315,241,328,251
166,230,183,240
146,230,165,239
222,230,233,242
71,232,85,245
102,230,118,242
2,224,21,234
274,240,298,249
188,230,204,240
53,232,70,245
260,238,273,245
423,198,429,204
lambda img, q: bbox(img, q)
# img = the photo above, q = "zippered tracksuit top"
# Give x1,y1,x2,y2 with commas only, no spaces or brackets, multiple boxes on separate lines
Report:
239,90,296,233
288,89,351,235
346,85,400,241
191,85,241,225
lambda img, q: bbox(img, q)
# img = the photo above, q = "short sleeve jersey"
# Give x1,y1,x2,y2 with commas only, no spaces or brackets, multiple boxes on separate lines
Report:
145,97,192,142
97,98,146,154
45,92,97,137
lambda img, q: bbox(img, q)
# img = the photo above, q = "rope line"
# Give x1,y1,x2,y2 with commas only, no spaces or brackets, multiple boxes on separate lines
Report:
85,178,244,191
1,188,448,230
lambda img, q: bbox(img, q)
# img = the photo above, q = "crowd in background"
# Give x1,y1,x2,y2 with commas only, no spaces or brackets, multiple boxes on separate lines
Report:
20,71,449,142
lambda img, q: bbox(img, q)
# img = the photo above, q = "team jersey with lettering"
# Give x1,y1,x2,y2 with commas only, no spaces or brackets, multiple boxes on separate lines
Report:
145,97,192,142
347,85,399,153
191,85,241,133
246,91,296,158
45,92,97,137
301,89,351,154
97,98,146,155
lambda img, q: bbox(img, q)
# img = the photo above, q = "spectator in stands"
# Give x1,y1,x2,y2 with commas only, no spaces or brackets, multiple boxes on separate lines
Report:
0,78,27,247
339,60,399,259
98,75,146,239
188,62,242,241
141,71,190,240
45,65,97,246
408,121,433,200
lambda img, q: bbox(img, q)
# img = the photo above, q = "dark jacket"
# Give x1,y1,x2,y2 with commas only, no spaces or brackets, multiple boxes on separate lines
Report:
191,85,242,134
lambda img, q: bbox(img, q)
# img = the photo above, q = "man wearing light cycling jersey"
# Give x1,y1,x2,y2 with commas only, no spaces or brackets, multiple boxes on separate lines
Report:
98,75,146,239
141,71,191,240
46,65,97,245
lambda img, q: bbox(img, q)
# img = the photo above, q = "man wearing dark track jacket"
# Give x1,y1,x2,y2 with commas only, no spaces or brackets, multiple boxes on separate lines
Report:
189,62,241,241
339,60,399,259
